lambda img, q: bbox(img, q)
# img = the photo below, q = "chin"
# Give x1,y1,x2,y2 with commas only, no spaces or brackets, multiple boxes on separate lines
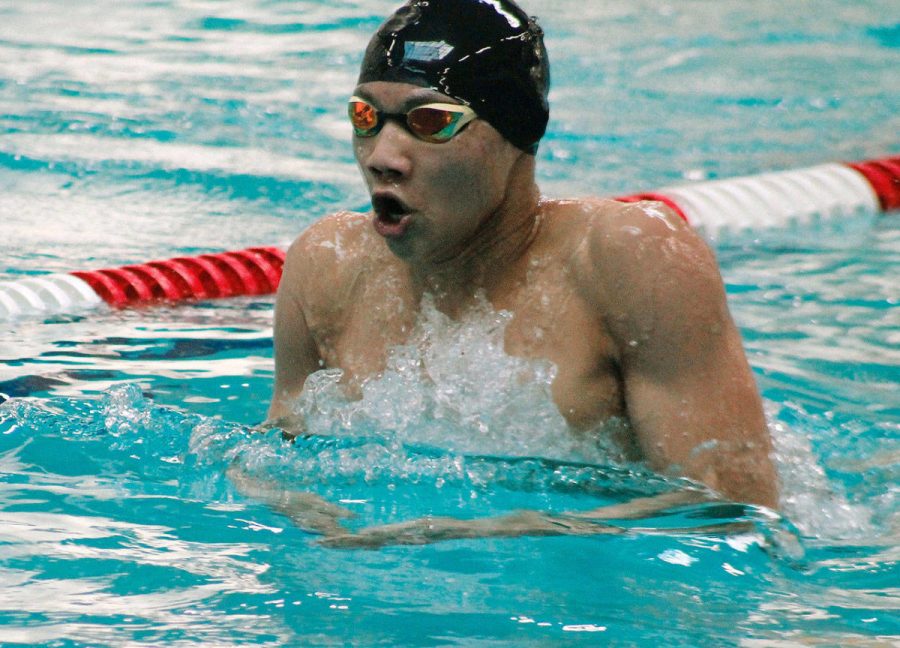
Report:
384,236,418,261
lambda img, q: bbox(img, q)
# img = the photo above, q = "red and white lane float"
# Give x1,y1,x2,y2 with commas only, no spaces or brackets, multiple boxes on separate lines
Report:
616,156,899,239
1,155,897,320
0,247,286,320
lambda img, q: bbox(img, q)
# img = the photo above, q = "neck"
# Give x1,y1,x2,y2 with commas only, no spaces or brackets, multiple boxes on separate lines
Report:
410,157,543,315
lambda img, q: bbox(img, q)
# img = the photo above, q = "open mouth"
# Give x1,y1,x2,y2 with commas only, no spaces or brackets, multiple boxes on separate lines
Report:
371,194,413,238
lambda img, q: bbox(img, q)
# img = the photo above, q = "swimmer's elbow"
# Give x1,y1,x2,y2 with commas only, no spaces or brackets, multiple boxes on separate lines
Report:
690,452,780,510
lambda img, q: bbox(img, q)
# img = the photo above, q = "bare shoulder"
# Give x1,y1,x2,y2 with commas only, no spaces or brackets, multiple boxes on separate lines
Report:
281,211,387,308
285,210,377,271
556,198,720,302
550,197,729,354
579,198,712,273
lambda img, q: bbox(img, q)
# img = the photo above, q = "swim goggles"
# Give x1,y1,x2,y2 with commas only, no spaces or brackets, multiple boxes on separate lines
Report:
348,96,477,143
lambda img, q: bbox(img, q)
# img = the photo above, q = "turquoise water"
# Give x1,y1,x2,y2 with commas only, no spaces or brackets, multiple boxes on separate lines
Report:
1,0,899,645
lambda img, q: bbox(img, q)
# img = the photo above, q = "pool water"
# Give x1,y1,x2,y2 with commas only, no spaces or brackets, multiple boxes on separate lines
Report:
1,0,898,645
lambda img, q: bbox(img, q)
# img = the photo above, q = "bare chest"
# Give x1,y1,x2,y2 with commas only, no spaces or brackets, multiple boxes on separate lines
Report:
309,263,625,429
498,264,625,428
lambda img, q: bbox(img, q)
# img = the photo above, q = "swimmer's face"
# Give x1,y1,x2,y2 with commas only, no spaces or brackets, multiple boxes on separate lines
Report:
351,81,524,263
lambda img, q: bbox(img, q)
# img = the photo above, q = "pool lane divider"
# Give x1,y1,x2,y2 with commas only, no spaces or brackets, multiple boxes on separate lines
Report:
1,155,897,320
0,247,285,319
615,156,898,241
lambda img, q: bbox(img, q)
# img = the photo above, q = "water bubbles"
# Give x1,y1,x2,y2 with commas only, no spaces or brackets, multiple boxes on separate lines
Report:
289,293,606,464
102,382,151,438
766,405,875,541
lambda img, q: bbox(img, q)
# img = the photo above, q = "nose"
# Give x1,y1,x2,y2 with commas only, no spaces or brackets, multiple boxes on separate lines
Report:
357,122,413,184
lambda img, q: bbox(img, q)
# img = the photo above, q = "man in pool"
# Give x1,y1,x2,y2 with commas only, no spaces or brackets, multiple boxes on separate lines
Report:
263,0,779,537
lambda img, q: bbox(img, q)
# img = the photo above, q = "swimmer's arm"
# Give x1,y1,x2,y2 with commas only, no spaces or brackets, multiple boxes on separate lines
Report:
228,465,354,536
593,203,778,508
267,238,323,429
317,490,748,549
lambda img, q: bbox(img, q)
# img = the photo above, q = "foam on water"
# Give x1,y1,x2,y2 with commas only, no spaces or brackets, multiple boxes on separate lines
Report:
768,410,876,543
294,293,625,463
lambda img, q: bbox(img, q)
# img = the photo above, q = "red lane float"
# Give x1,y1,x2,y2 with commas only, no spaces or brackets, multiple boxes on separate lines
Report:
70,246,285,308
0,247,285,319
847,157,900,212
1,155,897,320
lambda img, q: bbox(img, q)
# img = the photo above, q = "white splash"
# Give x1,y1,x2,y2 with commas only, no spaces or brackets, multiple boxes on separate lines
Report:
293,293,612,463
767,405,875,540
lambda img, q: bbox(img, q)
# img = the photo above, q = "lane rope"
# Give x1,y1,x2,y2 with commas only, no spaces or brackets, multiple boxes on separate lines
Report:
2,155,897,320
1,247,285,320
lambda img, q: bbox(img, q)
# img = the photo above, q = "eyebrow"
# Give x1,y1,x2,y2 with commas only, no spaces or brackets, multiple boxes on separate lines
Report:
352,87,463,111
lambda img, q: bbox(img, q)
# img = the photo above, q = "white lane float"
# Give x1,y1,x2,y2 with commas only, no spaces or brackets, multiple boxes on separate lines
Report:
1,155,897,320
615,156,898,242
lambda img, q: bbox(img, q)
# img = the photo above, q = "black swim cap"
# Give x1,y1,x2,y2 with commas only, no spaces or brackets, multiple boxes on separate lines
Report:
358,0,550,154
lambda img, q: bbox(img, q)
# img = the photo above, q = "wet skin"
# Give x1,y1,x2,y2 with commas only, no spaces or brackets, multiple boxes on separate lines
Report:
269,81,779,509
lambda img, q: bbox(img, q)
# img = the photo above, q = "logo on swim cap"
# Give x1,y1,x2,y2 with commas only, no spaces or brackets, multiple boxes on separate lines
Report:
404,41,455,63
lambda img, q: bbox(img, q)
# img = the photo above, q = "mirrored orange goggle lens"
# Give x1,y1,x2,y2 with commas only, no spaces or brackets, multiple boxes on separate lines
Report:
350,102,378,132
407,107,455,137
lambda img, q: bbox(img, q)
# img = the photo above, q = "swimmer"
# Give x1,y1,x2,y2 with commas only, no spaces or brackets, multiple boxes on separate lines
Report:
266,0,779,518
